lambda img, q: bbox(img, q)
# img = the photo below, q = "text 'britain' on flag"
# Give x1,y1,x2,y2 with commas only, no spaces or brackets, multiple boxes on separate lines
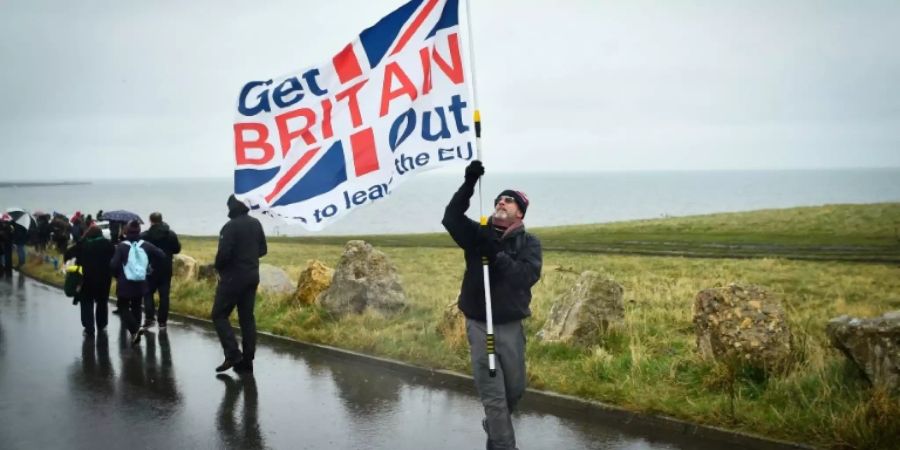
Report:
232,0,474,231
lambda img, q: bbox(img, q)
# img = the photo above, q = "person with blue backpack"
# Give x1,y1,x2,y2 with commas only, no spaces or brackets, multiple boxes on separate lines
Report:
110,220,165,346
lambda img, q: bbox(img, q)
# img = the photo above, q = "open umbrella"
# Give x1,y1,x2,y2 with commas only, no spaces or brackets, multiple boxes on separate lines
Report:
6,207,34,231
100,210,143,224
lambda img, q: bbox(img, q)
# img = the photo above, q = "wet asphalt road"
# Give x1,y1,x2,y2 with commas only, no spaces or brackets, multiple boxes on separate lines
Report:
0,273,756,450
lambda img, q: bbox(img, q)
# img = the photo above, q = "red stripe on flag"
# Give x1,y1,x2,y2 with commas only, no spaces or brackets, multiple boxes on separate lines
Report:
390,0,439,56
333,44,363,84
350,128,378,177
264,147,320,203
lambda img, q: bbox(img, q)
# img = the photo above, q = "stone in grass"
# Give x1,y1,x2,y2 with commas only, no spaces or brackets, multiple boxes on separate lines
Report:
258,263,294,294
537,271,625,345
319,241,406,317
827,310,900,393
693,283,794,374
171,254,198,280
294,260,334,306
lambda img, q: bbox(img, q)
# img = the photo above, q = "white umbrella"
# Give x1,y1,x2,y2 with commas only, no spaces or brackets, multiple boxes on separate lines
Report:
6,207,34,231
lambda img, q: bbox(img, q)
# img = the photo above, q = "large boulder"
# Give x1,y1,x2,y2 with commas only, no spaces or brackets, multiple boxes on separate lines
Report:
827,311,900,392
259,264,294,294
319,240,406,316
197,264,217,282
693,284,793,373
536,271,624,345
294,260,334,305
171,254,198,280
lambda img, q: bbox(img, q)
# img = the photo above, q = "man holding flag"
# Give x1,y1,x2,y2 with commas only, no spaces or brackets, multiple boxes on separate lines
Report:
443,160,543,450
229,0,538,445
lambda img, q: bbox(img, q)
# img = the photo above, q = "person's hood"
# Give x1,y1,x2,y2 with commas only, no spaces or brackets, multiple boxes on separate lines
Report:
148,222,170,233
124,220,141,241
227,194,250,219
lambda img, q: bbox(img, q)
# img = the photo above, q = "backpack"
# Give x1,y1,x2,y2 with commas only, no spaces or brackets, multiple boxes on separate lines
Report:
64,264,83,298
123,240,149,281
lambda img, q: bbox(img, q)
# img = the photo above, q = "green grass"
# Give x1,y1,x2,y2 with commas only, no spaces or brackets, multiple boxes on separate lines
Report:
187,203,900,262
23,203,900,449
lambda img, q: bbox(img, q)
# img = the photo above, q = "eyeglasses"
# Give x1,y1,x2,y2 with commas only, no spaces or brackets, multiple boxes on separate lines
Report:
495,195,517,205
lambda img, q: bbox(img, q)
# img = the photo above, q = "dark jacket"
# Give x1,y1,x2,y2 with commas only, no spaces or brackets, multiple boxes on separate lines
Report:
12,223,28,245
140,223,181,279
0,222,12,253
64,236,115,299
110,237,166,298
442,180,543,324
215,196,267,286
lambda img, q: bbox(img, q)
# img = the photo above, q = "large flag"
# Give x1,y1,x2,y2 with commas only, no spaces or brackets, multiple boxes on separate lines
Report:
233,0,473,231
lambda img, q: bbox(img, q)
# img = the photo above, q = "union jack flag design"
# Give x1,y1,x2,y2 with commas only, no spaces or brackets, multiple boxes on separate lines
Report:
233,0,473,230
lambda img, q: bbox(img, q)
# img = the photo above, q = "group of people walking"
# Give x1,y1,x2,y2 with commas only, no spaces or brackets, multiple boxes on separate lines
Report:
63,213,181,343
15,163,539,448
57,196,268,377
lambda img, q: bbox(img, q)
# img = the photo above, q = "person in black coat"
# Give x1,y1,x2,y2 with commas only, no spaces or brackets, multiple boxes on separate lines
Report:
110,220,165,346
0,220,13,276
140,212,182,329
442,161,542,450
51,216,70,254
65,225,116,336
211,194,267,374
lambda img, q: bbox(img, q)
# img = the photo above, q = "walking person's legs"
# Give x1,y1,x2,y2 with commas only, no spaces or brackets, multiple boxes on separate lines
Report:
466,319,521,450
495,321,527,414
80,296,95,335
157,276,172,327
143,277,158,327
95,294,108,332
233,283,258,372
15,244,25,268
211,282,242,370
130,296,143,330
117,296,143,344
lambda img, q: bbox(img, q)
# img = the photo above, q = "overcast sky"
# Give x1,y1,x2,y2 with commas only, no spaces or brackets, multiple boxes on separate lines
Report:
2,0,899,181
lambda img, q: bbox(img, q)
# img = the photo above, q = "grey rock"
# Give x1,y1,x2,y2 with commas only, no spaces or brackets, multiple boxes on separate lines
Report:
258,263,294,294
827,310,900,392
171,254,198,280
197,264,218,282
538,271,624,345
319,240,406,317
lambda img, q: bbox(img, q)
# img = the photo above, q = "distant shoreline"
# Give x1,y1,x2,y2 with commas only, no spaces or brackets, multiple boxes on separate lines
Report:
0,181,91,188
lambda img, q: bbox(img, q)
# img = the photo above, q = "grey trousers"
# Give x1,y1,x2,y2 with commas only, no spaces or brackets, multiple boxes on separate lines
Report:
466,318,526,450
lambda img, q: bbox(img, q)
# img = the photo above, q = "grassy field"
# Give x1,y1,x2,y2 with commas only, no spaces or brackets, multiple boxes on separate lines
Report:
23,203,900,449
206,202,900,262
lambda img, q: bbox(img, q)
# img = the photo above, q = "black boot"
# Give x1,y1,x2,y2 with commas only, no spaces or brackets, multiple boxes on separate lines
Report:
234,359,254,374
215,356,242,373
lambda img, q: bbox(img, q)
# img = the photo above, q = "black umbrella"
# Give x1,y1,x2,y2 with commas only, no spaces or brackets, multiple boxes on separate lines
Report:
100,210,143,224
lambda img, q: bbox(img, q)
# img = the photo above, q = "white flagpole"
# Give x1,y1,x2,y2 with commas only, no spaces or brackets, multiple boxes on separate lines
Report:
464,0,496,378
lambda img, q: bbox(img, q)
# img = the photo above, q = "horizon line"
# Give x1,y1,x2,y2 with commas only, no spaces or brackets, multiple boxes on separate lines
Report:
3,165,899,184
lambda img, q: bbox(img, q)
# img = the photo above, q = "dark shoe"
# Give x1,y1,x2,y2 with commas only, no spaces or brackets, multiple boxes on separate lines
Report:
112,309,120,315
130,328,144,346
157,322,167,330
233,359,254,374
215,356,242,373
83,329,95,338
142,318,155,328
